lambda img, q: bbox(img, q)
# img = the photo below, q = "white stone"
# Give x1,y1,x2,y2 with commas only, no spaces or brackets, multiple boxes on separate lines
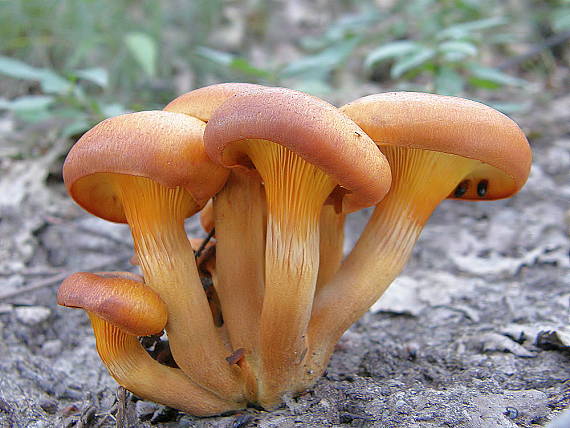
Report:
15,306,51,326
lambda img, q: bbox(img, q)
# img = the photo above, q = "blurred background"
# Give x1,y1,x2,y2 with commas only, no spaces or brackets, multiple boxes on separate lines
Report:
0,0,568,147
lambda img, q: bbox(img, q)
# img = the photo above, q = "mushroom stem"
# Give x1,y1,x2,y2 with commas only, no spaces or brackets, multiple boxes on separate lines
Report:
308,147,480,381
316,205,346,289
115,175,243,400
244,140,336,407
88,314,242,416
213,170,266,401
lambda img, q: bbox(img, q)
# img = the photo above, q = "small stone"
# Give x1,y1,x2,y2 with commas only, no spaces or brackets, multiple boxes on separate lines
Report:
150,406,178,423
135,400,159,421
394,399,407,410
479,332,536,358
370,276,422,315
543,143,570,175
15,306,51,326
504,407,518,419
39,399,58,414
41,339,62,358
536,327,570,351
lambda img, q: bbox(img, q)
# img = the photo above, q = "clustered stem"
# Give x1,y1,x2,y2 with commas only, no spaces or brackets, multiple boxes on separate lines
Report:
306,147,480,383
214,170,266,401
115,175,244,401
244,140,336,406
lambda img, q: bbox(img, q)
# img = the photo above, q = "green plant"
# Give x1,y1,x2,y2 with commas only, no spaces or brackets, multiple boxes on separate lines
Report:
364,16,528,95
273,0,530,97
0,56,125,137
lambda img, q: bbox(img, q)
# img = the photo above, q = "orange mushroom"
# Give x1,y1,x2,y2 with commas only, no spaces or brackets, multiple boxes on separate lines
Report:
165,84,268,400
164,82,265,121
307,92,532,384
57,271,241,415
204,87,391,407
63,110,243,401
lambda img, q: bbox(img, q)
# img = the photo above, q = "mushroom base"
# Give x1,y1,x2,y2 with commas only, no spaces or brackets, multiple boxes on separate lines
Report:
88,314,244,416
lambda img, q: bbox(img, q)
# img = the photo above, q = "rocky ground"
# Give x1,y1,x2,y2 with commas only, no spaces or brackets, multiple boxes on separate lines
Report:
0,92,568,427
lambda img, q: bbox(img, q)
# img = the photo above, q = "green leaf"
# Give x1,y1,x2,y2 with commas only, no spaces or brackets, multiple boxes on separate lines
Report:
0,56,71,94
101,103,129,118
230,58,272,79
0,95,55,112
61,118,92,138
194,47,272,78
125,32,157,77
37,70,73,94
468,65,526,87
15,110,53,123
486,102,529,114
281,37,359,78
438,17,506,40
552,8,570,32
438,41,478,61
434,66,464,96
75,68,109,88
391,48,435,78
364,41,421,69
287,79,333,97
194,46,233,66
0,56,45,80
468,77,500,89
302,11,381,50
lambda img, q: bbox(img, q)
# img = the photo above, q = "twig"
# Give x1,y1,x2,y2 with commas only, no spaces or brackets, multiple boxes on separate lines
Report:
115,386,127,428
194,228,215,259
0,256,131,302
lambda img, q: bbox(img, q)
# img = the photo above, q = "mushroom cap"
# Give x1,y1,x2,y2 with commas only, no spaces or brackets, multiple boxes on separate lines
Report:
57,271,167,336
63,110,229,223
203,87,392,213
340,92,532,200
164,83,267,122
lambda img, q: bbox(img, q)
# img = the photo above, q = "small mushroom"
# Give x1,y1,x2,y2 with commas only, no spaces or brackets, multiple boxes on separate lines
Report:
204,87,391,407
57,272,243,415
307,92,531,382
163,82,265,122
63,110,242,400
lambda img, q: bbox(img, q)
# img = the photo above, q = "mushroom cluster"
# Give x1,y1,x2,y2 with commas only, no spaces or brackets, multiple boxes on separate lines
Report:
59,84,532,415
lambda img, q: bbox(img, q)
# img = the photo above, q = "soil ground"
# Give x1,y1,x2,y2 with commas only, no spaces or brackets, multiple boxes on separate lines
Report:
0,93,569,427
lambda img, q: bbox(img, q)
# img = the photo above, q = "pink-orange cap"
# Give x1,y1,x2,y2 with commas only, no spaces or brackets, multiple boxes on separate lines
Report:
341,92,532,200
63,110,229,222
164,83,267,122
57,271,167,336
204,87,392,213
